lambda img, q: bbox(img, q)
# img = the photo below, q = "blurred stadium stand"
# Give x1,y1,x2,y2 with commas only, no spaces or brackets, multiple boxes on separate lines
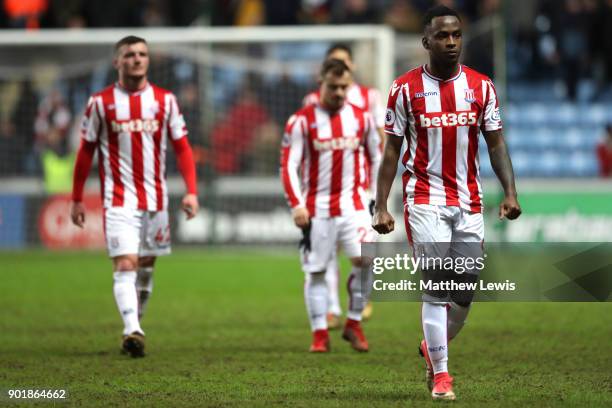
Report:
1,0,610,180
0,0,611,247
481,99,612,178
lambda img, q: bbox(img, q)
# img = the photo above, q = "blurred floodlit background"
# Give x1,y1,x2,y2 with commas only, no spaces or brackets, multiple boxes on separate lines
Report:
0,0,610,249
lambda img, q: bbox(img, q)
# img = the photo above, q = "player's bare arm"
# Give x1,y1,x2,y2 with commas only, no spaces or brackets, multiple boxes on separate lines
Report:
373,127,388,215
483,129,522,220
365,116,383,214
372,135,403,234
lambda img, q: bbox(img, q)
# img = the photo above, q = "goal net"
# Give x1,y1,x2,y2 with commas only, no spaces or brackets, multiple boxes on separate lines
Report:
0,26,395,247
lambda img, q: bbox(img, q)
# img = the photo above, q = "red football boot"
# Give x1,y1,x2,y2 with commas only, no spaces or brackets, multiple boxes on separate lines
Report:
431,372,456,400
309,329,330,353
342,319,369,352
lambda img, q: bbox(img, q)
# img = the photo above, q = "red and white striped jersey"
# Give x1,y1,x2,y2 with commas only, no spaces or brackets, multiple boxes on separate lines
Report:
385,65,502,213
281,102,382,218
303,83,386,128
80,82,187,210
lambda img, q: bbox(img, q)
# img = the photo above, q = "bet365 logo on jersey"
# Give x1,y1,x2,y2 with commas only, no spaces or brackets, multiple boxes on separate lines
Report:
419,111,477,128
313,137,360,151
111,119,160,133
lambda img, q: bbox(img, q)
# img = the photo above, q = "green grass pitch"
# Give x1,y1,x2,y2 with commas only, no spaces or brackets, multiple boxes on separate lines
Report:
1,250,611,407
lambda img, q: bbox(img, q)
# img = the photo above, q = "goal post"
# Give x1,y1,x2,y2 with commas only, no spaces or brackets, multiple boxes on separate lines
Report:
0,26,396,246
0,25,394,94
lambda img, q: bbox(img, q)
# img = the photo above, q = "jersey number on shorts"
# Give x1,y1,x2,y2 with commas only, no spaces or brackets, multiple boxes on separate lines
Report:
155,226,170,245
358,227,368,243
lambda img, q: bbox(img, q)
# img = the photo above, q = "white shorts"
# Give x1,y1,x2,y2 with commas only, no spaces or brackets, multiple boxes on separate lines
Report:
404,203,484,302
300,210,375,274
404,203,484,245
104,207,171,258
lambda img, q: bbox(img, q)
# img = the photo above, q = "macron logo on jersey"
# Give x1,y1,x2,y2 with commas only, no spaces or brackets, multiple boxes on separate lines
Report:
419,111,477,128
313,137,361,151
415,91,438,98
111,119,160,133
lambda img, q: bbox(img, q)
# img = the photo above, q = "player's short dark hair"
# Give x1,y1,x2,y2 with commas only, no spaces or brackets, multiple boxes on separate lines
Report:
320,58,351,78
325,43,353,60
423,5,461,30
114,35,147,52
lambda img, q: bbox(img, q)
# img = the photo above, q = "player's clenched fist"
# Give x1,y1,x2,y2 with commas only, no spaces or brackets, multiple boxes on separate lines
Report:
499,195,521,220
372,209,395,234
292,207,310,229
70,201,86,228
182,194,199,220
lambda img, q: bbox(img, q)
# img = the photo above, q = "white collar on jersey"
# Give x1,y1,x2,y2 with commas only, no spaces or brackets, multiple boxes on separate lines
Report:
115,81,151,96
422,64,463,82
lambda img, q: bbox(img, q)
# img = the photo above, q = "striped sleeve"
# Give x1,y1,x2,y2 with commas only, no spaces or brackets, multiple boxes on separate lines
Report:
482,79,502,131
167,93,189,140
80,96,101,142
384,80,408,138
280,114,306,209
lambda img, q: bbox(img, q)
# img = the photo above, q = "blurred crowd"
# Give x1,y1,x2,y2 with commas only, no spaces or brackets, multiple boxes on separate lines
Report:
0,51,311,180
0,0,499,29
0,0,611,181
510,0,612,100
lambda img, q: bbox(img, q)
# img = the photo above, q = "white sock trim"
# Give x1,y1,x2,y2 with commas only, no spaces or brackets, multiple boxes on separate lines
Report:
113,271,143,335
305,272,328,331
325,260,342,316
422,302,448,375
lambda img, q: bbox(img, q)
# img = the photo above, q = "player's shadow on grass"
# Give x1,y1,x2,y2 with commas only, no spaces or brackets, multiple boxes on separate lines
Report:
277,388,419,402
194,343,300,354
44,349,114,357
